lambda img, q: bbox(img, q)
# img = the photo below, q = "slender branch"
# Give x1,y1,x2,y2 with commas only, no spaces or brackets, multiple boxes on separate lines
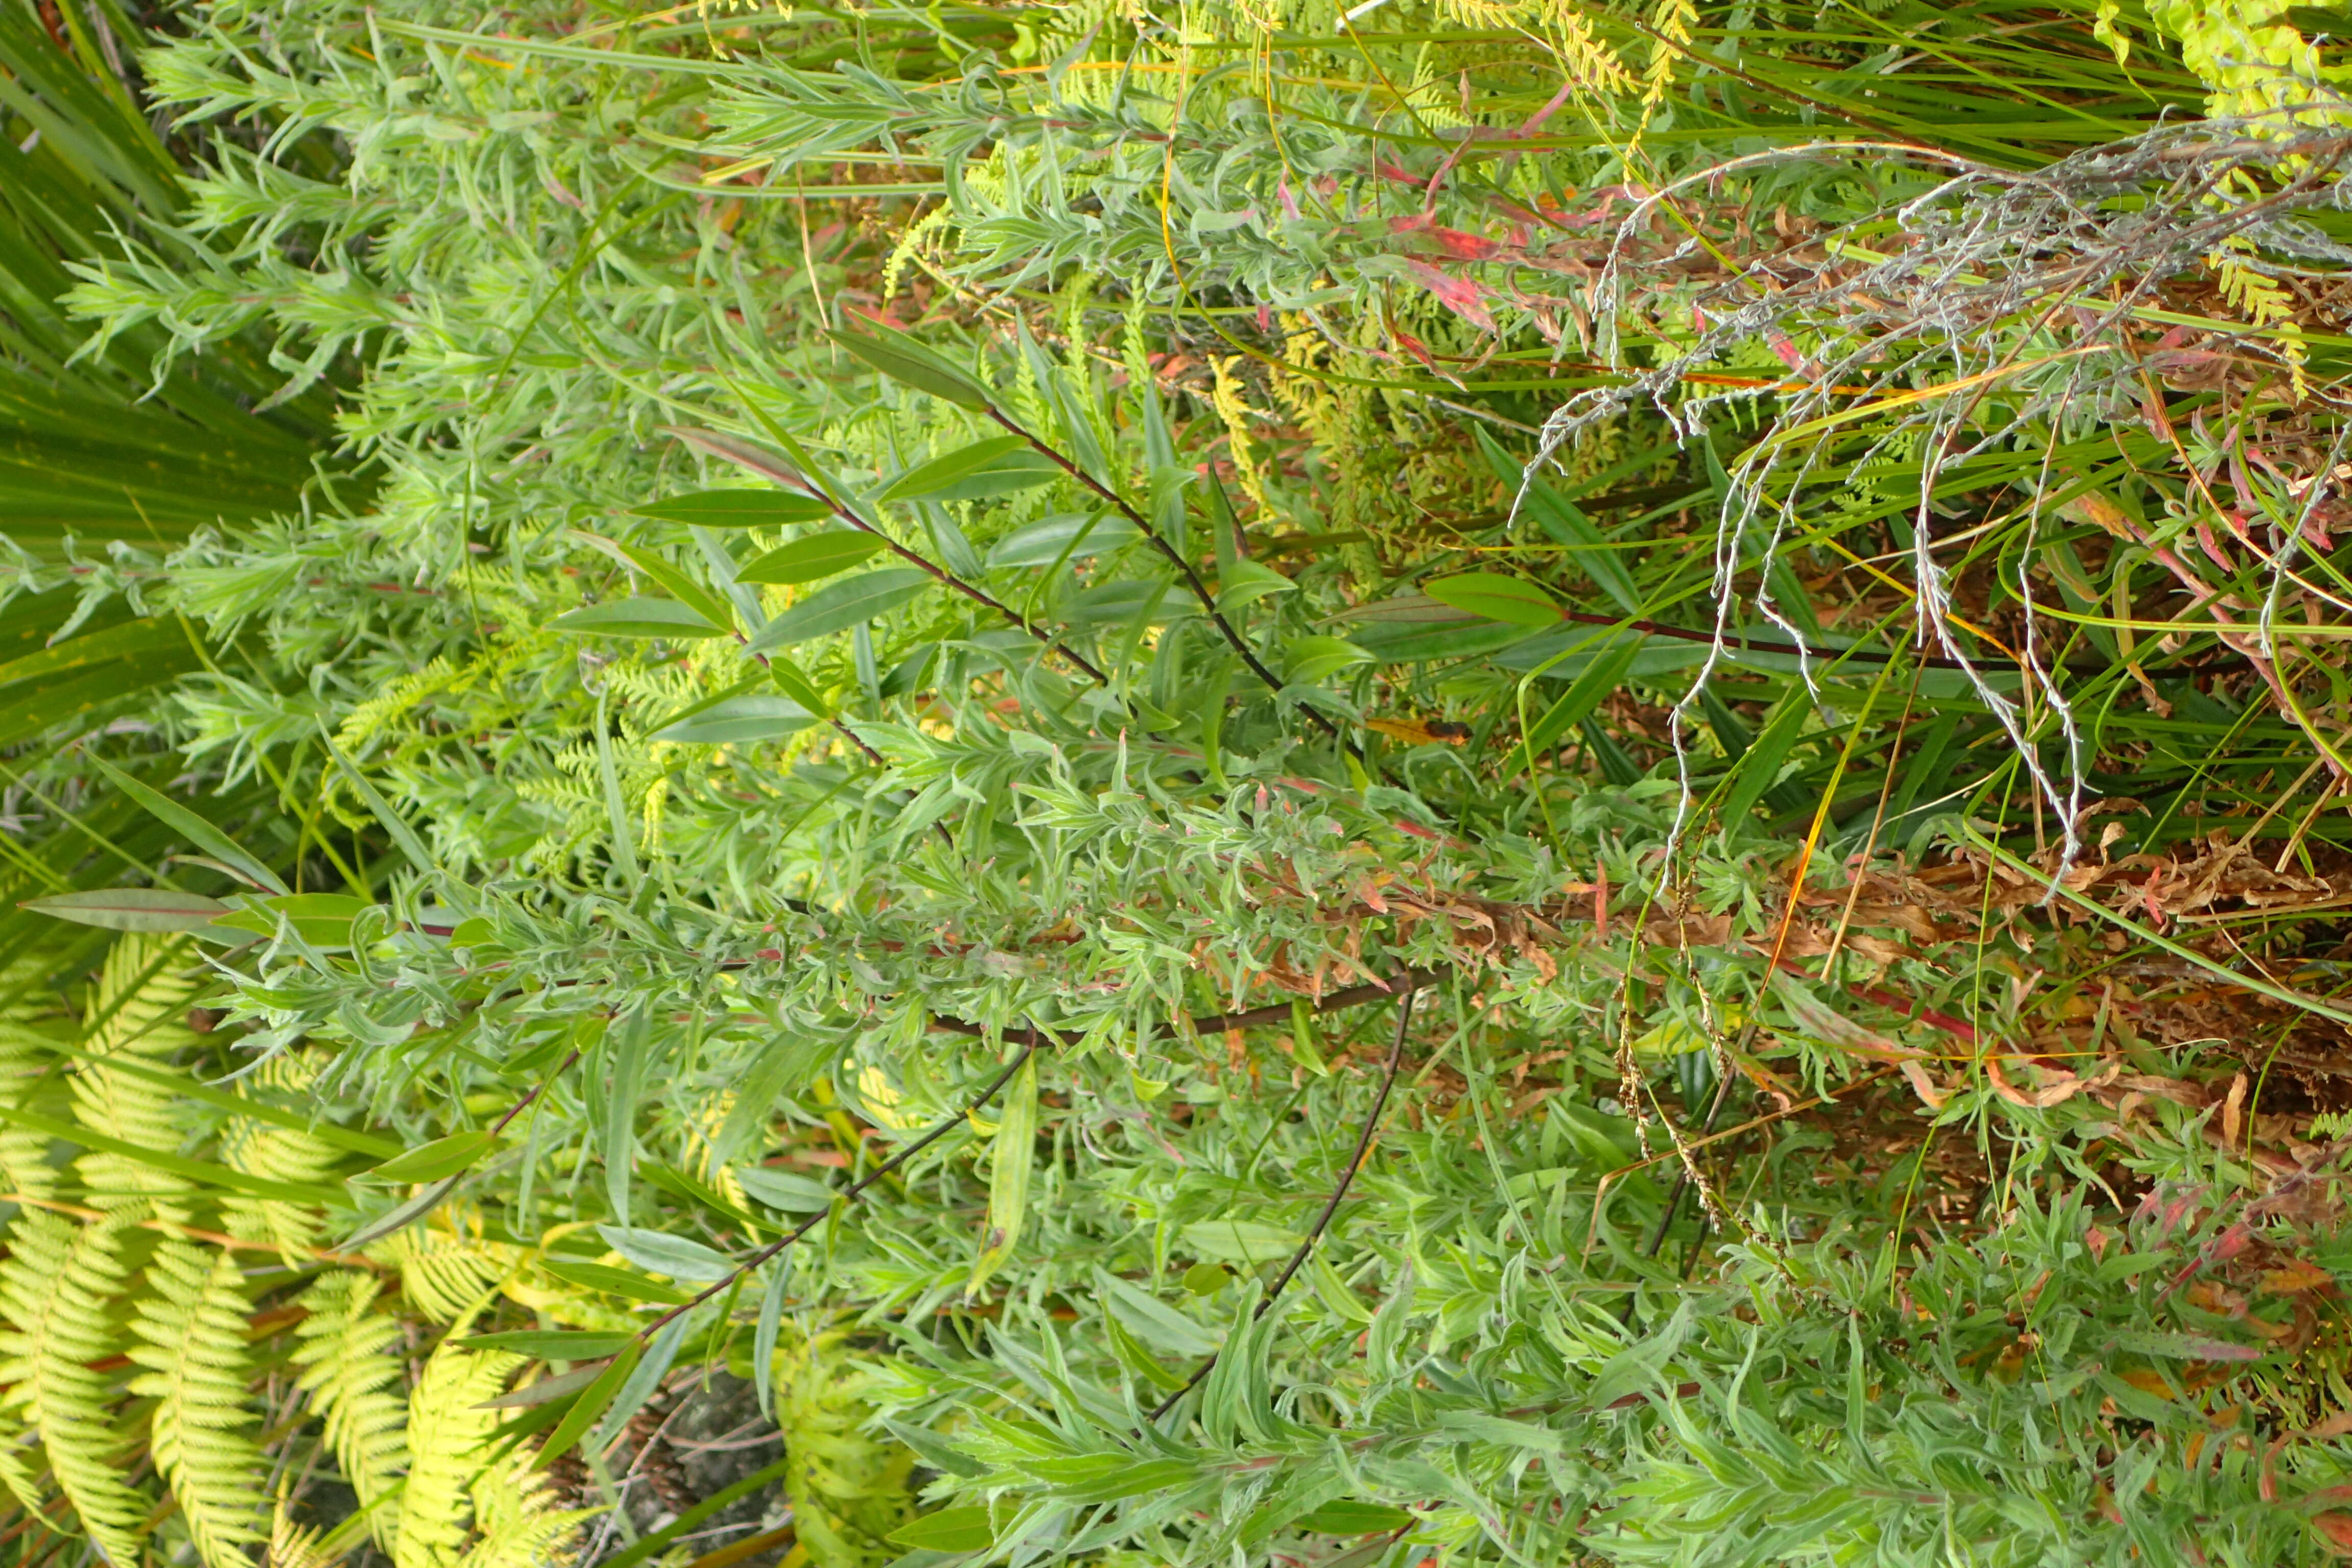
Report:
666,425,1112,687
985,410,1349,745
1147,986,1420,1424
927,969,1438,1048
636,1038,1044,1342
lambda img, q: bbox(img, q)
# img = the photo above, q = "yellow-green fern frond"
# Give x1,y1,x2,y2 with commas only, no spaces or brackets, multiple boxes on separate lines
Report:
269,1494,347,1568
0,1211,146,1565
462,1452,594,1568
292,1270,410,1551
72,934,199,1214
128,1241,266,1568
396,1342,522,1568
774,1328,916,1568
223,1052,342,1260
371,1214,516,1324
0,1022,58,1202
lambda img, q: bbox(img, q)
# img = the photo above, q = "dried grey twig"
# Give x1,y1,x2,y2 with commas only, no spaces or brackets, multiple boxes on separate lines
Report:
1524,115,2352,883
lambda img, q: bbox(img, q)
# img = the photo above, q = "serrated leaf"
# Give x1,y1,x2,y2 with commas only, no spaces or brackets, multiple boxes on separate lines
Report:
549,598,727,639
738,531,888,585
743,568,932,652
1425,573,1563,627
632,489,833,528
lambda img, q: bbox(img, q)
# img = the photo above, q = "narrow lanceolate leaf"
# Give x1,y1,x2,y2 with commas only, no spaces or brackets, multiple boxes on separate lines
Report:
87,756,289,895
1509,635,1643,777
597,1224,738,1283
569,530,736,633
968,1052,1037,1298
876,438,1059,503
649,695,814,745
744,568,932,652
832,321,994,410
20,887,230,932
548,598,728,639
887,1507,1000,1554
1425,572,1564,627
458,1329,636,1361
737,530,888,585
533,1340,641,1467
631,489,832,527
361,1129,498,1186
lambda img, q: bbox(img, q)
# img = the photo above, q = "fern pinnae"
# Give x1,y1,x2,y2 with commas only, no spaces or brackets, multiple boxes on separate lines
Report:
291,1270,410,1552
71,935,201,1217
128,1241,267,1568
395,1341,523,1568
0,1211,148,1567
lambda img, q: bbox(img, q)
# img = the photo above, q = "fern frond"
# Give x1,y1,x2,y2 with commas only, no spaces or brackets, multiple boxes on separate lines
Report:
0,1022,58,1204
0,1211,148,1566
395,1342,522,1568
269,1494,347,1568
128,1241,266,1568
223,1051,342,1260
370,1213,516,1324
71,934,199,1213
291,1270,410,1552
461,1452,594,1568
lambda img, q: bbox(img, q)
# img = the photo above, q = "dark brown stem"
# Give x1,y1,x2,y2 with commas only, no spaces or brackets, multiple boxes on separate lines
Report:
636,1038,1045,1342
666,426,1112,688
493,1049,581,1137
984,409,1348,745
1147,986,1421,1424
927,969,1437,1048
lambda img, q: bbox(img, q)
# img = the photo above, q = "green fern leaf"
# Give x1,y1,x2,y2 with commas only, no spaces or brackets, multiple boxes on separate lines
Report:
0,1022,60,1204
460,1452,594,1568
395,1341,522,1568
291,1270,410,1552
70,934,200,1214
128,1241,267,1568
0,1210,148,1565
223,1050,342,1260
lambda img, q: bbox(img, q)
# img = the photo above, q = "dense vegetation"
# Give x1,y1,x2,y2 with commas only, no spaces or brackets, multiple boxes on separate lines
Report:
6,0,2352,1564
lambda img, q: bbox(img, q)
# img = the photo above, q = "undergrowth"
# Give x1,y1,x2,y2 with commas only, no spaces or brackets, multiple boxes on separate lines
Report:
7,0,2352,1565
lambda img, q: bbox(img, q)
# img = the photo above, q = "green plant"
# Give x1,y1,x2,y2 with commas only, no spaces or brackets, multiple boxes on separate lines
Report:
11,1,2352,1565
